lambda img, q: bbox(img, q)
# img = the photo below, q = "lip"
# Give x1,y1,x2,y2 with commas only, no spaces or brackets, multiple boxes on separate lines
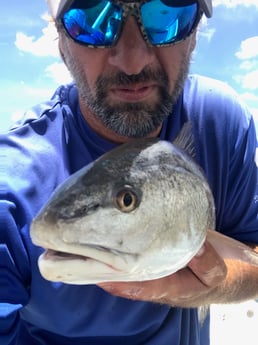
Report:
110,84,157,102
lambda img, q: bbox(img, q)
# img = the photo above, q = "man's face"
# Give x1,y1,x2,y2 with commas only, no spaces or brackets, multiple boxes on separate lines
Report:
59,15,197,141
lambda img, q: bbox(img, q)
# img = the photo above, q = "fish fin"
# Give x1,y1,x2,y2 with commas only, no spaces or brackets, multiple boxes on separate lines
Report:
173,121,196,159
198,305,210,328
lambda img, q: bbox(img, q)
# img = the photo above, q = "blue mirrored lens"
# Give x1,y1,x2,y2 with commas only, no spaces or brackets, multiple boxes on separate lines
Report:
141,0,198,45
62,1,122,46
62,0,198,47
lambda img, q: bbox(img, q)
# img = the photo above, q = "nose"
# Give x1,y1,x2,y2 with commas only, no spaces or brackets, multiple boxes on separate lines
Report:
107,17,156,75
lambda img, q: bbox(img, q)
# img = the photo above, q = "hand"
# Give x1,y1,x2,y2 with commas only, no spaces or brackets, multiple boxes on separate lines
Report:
98,240,227,307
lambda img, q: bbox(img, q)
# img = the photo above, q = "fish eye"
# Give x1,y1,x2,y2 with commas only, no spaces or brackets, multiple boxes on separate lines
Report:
114,189,138,213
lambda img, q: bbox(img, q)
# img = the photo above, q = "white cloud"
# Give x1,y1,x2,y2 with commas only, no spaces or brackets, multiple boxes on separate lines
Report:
45,62,73,84
234,37,258,92
10,110,26,124
0,79,59,132
234,71,258,91
241,92,258,103
241,71,258,91
13,13,73,88
236,37,258,60
251,108,258,117
213,0,258,8
239,60,258,71
13,13,71,85
198,18,216,42
15,19,59,57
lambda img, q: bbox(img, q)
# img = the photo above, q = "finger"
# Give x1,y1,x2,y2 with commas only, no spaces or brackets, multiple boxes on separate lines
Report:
207,230,258,266
98,274,192,302
98,243,227,304
98,281,147,300
98,264,219,304
188,242,227,287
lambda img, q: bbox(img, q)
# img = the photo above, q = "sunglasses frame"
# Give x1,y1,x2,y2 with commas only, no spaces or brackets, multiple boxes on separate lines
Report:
57,0,203,48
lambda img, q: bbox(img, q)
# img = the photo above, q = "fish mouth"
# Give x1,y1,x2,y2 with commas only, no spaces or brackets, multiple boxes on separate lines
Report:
41,248,122,274
37,243,138,284
31,220,138,283
41,244,130,269
43,249,89,262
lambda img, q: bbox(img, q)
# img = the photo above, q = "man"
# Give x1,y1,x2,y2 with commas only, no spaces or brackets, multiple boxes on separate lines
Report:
1,0,258,344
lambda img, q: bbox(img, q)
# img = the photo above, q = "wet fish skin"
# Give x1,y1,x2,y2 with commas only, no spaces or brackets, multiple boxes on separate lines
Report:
30,124,215,284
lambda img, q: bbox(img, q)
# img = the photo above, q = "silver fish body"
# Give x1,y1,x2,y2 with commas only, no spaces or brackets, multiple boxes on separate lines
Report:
31,124,215,284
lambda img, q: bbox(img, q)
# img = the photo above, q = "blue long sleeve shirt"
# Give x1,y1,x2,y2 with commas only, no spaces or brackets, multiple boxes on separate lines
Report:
0,75,257,344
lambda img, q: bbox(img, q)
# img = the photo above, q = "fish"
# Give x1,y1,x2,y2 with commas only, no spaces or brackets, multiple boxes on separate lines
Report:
30,122,215,284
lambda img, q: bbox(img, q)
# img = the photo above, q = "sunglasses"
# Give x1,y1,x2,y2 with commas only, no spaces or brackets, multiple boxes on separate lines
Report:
58,0,202,48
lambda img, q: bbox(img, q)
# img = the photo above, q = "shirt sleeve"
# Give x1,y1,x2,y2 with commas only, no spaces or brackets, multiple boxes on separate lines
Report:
186,76,258,243
217,115,258,241
0,105,69,344
0,199,31,344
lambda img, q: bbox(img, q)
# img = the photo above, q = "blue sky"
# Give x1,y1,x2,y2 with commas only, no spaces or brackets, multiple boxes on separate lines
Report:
1,0,258,131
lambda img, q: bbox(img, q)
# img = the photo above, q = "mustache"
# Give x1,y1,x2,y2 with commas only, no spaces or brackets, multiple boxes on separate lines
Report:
95,67,169,89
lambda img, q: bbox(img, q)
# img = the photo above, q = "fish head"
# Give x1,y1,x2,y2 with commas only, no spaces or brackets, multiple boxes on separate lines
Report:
31,131,215,284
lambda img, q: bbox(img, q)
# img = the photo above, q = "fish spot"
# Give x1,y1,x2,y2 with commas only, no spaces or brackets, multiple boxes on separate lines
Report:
117,239,124,247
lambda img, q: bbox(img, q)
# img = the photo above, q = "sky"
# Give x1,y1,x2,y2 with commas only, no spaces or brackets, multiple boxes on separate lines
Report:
0,0,258,131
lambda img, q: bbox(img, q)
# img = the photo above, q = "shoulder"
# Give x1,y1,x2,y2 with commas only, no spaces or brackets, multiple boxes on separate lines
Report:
183,74,255,148
0,84,79,212
184,74,251,117
2,84,77,166
181,76,257,238
4,83,79,151
181,75,257,172
9,83,78,131
184,74,242,101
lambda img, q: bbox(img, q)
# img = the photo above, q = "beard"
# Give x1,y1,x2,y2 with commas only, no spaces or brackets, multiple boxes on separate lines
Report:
60,42,191,138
